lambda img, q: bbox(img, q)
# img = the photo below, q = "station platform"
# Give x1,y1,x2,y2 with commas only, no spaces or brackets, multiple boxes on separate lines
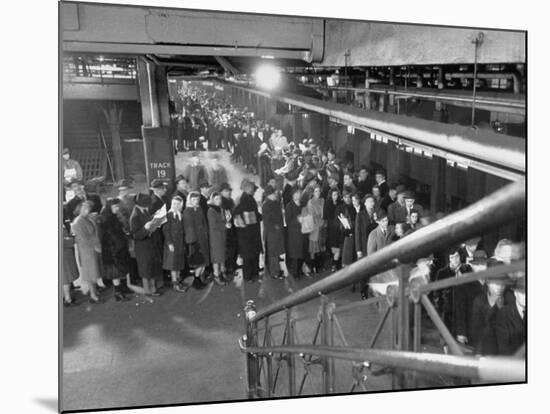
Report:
62,150,448,411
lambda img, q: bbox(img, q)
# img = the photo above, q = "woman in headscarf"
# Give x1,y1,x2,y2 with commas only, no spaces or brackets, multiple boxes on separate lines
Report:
207,192,228,285
162,195,187,292
71,200,103,304
98,198,132,302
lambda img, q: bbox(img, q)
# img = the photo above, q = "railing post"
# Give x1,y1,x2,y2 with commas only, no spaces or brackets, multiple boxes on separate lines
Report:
320,295,331,394
244,300,259,399
265,319,273,398
286,308,296,396
329,304,336,393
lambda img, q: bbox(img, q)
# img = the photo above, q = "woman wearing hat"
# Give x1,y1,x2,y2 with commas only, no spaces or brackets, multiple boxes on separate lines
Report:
234,180,263,282
162,196,188,292
71,200,103,304
207,192,228,285
129,193,164,296
98,198,131,302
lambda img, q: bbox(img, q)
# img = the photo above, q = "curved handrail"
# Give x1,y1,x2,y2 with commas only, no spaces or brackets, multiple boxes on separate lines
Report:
237,341,525,383
250,179,526,323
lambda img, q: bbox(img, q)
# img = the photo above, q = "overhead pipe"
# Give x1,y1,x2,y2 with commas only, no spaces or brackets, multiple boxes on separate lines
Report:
307,85,525,112
448,72,521,94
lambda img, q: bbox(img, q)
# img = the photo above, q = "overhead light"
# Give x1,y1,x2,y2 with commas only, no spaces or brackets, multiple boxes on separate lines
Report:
255,64,281,90
261,55,275,59
98,56,104,62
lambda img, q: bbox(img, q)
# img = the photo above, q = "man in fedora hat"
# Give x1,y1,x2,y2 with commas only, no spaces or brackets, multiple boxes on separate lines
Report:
129,193,164,296
262,185,285,279
150,179,170,216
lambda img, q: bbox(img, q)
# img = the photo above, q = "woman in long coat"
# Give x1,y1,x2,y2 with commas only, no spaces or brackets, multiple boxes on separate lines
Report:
62,211,79,307
71,200,103,304
162,195,187,292
323,188,343,271
285,187,306,278
130,193,164,296
99,198,132,301
338,191,359,267
183,191,210,283
261,185,285,279
234,180,263,282
306,185,325,272
207,192,228,285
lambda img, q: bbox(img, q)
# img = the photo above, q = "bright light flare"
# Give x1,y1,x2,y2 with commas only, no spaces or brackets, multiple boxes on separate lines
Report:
255,64,281,91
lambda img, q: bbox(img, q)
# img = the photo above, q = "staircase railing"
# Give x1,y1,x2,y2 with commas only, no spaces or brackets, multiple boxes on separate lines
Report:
239,179,526,398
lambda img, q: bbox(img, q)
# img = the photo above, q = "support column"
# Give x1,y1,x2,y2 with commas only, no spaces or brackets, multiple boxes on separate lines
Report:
431,155,447,214
386,142,400,185
101,103,125,181
136,56,176,186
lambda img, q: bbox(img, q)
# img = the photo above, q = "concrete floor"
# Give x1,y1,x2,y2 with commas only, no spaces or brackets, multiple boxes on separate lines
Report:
62,150,444,412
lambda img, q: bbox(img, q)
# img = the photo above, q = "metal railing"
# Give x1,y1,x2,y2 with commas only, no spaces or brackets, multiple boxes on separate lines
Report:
239,179,526,398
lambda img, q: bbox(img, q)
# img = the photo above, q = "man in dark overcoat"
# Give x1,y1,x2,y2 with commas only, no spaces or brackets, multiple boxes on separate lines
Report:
262,186,285,279
129,193,163,296
220,183,238,276
495,276,526,355
234,180,263,282
434,246,479,347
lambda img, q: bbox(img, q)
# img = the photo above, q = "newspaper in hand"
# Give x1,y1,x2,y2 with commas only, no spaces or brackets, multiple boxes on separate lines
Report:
150,204,168,231
338,214,352,230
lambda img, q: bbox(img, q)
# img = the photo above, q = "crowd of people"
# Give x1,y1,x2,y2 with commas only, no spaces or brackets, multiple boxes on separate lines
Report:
61,86,526,359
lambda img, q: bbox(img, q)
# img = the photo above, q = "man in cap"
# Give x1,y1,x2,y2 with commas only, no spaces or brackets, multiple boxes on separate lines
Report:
496,276,526,355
